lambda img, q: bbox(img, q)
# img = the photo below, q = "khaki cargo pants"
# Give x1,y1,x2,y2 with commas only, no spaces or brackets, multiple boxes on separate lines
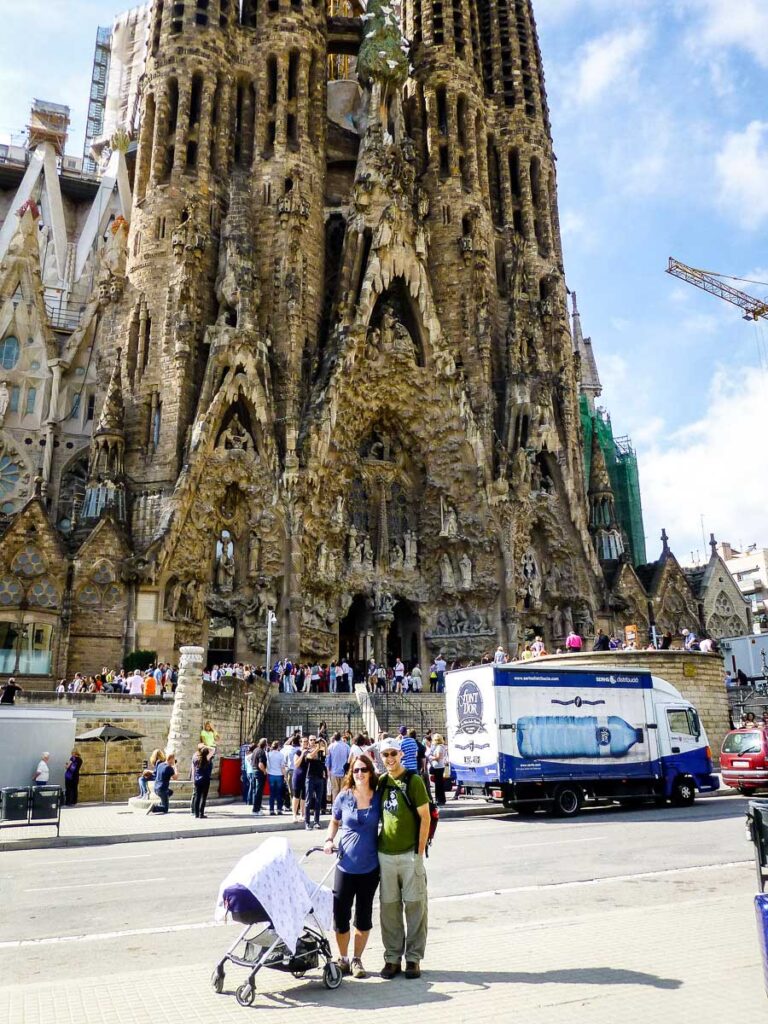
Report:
379,851,428,964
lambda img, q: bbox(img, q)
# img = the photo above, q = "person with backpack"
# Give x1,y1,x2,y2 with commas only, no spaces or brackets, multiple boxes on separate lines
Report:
377,737,431,980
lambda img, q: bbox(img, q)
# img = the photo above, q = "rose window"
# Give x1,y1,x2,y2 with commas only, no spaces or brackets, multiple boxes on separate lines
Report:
0,452,21,499
28,577,58,608
0,576,22,606
76,584,101,608
92,563,115,586
11,547,45,577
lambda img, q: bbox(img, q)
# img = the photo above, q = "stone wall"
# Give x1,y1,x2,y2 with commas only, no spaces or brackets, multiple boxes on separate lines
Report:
531,651,730,766
201,676,273,755
20,693,172,802
17,675,272,801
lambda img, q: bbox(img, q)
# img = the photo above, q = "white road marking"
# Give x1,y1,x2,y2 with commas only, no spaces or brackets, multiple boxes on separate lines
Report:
24,877,166,893
1,859,751,950
431,860,753,903
501,837,603,850
0,920,221,950
14,854,153,869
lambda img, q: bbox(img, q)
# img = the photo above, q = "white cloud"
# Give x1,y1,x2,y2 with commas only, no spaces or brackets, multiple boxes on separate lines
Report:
679,312,720,336
683,0,768,70
638,366,768,563
571,26,649,105
715,121,768,230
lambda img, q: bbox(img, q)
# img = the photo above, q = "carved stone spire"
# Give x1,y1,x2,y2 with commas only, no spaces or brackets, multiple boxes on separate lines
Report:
588,427,624,562
83,349,126,522
95,349,124,437
572,292,602,411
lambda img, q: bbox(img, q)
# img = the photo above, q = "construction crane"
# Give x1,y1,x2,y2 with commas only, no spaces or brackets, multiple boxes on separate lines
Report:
666,258,768,321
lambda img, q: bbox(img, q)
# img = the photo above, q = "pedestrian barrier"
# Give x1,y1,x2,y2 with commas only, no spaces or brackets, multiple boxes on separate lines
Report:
747,801,768,996
0,785,62,836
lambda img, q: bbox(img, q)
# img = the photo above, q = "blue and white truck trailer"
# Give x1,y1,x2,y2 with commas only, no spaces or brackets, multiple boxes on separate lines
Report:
445,663,719,816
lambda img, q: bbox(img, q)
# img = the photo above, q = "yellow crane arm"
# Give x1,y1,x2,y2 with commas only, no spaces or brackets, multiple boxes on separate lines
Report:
666,257,768,321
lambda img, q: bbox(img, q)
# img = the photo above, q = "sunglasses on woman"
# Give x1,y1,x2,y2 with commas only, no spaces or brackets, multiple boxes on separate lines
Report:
352,767,370,774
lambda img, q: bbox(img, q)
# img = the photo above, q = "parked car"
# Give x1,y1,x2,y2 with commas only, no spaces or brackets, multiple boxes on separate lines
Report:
720,728,768,795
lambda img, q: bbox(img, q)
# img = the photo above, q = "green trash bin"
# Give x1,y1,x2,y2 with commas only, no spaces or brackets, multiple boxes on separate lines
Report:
30,785,61,821
1,787,30,822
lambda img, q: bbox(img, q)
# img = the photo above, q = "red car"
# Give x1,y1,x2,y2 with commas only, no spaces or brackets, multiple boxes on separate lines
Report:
720,728,768,795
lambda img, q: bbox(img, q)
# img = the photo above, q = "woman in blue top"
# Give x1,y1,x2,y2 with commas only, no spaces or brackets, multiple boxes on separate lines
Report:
323,752,381,979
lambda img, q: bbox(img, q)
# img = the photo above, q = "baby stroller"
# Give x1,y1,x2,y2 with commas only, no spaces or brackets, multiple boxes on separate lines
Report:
212,836,341,1006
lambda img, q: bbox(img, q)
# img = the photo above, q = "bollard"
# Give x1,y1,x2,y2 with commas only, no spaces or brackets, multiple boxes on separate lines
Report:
755,895,768,997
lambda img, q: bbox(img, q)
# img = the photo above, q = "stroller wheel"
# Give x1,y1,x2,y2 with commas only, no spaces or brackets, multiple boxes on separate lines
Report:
323,962,343,990
235,982,255,1007
291,969,306,979
211,968,224,994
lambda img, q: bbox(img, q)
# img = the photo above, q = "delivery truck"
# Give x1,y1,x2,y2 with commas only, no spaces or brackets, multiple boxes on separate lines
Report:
445,663,718,816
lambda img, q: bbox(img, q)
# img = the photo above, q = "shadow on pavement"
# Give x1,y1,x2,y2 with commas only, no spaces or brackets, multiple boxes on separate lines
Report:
249,965,681,1009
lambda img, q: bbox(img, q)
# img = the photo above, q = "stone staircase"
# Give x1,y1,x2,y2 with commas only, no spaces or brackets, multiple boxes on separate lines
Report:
261,693,365,740
260,691,447,741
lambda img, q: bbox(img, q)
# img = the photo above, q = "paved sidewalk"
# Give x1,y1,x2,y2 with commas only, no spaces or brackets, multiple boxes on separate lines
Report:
0,794,504,851
0,863,760,1023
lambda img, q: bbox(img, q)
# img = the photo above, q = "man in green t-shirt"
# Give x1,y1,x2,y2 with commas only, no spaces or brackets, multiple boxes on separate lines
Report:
377,737,430,979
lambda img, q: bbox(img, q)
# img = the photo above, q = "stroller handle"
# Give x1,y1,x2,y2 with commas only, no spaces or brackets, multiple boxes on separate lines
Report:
301,846,337,859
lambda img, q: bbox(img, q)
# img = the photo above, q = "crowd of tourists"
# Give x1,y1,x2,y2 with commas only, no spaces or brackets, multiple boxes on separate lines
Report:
243,724,451,819
269,655,454,694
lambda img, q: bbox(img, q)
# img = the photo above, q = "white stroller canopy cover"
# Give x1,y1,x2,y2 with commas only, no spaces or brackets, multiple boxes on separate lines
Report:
215,837,333,953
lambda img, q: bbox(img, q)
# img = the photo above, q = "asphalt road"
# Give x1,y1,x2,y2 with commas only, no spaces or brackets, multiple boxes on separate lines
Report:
0,797,755,990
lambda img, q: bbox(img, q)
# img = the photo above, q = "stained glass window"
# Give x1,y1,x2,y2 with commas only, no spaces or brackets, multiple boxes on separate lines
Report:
0,336,19,370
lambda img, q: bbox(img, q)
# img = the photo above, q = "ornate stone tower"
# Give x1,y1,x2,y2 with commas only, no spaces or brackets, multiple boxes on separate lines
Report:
78,0,606,667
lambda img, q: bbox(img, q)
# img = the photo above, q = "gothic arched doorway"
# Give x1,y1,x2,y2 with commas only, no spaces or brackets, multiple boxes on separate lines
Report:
338,595,372,674
387,599,420,668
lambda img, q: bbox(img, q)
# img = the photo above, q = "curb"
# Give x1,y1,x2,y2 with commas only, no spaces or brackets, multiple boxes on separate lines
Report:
0,800,506,852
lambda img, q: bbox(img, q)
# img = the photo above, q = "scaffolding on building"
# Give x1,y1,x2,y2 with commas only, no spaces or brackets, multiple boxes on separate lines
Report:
82,27,112,173
580,396,647,566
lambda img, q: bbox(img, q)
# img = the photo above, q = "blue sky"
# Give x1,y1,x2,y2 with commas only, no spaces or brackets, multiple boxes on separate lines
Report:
1,0,766,565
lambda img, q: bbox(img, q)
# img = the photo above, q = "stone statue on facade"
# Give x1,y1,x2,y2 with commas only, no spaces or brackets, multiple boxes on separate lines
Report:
248,533,260,576
440,501,458,538
362,536,374,571
215,531,235,592
522,548,542,609
0,381,9,426
403,530,418,570
459,552,472,590
440,553,456,590
317,541,328,575
331,494,345,528
390,542,404,569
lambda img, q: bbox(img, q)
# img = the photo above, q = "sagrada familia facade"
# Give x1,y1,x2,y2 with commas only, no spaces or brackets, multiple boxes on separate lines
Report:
0,0,750,680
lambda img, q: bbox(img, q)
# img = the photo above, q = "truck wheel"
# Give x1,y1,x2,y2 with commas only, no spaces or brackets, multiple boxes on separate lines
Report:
671,777,695,807
738,787,754,797
552,785,582,817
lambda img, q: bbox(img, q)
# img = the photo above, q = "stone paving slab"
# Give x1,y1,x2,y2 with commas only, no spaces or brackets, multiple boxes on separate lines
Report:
0,796,506,852
0,866,760,1023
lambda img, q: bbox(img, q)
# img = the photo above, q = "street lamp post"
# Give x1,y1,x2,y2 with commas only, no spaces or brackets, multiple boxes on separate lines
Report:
266,609,277,681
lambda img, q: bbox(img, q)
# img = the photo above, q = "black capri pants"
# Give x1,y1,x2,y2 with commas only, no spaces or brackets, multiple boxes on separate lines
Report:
332,866,380,933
